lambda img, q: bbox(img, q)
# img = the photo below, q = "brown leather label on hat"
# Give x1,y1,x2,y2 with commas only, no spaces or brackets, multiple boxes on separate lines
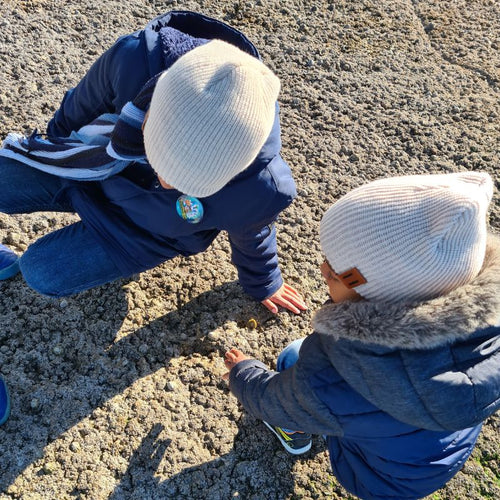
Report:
339,268,367,289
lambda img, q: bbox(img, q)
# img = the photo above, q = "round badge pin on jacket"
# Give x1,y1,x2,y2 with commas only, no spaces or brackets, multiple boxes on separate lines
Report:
176,195,204,223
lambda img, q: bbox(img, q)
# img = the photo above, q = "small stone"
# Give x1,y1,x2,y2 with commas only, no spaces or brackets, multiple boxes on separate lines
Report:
42,462,57,475
30,398,40,410
59,299,68,308
207,331,219,340
5,232,20,245
165,381,177,392
340,60,352,71
70,441,81,452
79,427,91,437
52,345,62,356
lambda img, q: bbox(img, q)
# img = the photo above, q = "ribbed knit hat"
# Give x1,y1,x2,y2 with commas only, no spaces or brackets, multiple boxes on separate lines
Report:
143,40,280,197
320,172,493,303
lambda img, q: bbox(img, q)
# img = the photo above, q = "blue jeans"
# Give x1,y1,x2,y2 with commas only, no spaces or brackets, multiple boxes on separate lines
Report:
276,338,306,433
0,158,122,297
276,338,305,372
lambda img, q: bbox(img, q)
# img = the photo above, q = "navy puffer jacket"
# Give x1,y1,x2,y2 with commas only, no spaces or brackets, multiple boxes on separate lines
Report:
47,11,296,300
230,234,500,499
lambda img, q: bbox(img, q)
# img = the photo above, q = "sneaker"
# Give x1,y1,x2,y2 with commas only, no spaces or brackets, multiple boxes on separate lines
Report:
0,376,10,426
263,421,312,455
0,243,19,280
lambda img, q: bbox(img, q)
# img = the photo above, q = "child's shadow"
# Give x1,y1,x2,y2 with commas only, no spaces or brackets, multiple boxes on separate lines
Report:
0,277,270,492
109,414,325,500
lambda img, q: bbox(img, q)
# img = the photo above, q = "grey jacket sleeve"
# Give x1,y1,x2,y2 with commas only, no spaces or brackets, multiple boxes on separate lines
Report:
229,359,344,436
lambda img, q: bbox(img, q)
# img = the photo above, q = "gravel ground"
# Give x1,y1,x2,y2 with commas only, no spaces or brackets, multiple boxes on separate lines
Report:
0,0,499,499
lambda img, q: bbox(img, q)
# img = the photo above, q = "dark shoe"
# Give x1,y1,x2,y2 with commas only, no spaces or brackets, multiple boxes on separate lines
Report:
0,243,19,280
0,376,10,425
263,421,312,455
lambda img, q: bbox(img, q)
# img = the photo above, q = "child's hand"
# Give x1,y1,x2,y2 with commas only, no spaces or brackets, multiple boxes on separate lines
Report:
223,348,252,380
261,282,308,315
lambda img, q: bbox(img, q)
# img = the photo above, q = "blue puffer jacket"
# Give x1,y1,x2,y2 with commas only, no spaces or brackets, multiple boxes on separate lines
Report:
46,11,296,300
230,235,500,499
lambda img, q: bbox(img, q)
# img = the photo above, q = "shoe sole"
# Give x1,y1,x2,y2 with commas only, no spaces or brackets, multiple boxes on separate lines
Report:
0,259,20,280
263,421,312,455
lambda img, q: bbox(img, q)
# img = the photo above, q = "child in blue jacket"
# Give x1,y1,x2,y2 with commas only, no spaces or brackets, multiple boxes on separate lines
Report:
0,11,306,315
225,172,500,500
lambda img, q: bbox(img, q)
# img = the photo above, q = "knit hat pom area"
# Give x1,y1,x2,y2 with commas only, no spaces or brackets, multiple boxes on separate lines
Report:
320,172,494,303
143,39,280,197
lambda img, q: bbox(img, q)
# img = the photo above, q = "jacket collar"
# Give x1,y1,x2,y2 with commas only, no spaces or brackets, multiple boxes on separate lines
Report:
313,233,500,350
144,11,259,67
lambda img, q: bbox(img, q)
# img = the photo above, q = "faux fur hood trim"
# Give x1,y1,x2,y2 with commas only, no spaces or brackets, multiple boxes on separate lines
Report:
312,233,500,350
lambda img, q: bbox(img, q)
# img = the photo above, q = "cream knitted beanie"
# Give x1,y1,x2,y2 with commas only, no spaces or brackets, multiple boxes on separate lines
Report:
143,40,280,197
320,172,493,302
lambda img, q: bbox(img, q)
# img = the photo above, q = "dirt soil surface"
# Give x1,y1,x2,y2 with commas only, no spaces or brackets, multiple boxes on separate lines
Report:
0,0,499,499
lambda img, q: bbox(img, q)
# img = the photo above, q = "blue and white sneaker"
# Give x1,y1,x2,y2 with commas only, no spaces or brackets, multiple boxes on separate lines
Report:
0,243,19,280
263,421,312,455
0,376,10,425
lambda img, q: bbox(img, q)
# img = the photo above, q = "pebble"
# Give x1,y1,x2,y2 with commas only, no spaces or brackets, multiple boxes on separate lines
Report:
42,462,57,475
70,441,81,452
165,381,177,392
6,232,20,245
207,331,219,340
424,22,435,33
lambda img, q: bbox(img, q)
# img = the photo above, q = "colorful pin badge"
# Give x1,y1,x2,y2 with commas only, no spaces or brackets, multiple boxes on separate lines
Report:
176,195,204,224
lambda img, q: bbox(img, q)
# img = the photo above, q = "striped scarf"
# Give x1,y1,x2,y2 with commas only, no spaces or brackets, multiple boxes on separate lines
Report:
0,76,158,181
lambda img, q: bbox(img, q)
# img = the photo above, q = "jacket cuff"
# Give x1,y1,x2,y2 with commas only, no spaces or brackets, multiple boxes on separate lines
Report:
247,274,283,302
229,359,269,396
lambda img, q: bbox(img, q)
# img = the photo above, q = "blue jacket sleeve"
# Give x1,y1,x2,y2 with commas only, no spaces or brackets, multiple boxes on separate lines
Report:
229,359,343,436
227,222,283,301
47,31,151,137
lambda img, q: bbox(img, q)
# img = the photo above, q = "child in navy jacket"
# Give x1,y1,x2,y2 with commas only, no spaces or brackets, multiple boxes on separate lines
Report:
225,172,500,500
0,11,306,315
